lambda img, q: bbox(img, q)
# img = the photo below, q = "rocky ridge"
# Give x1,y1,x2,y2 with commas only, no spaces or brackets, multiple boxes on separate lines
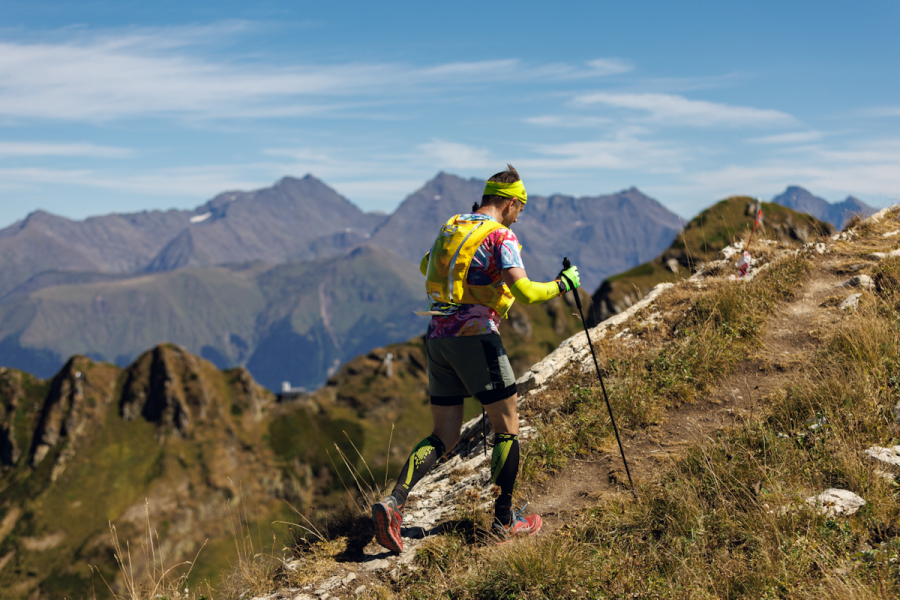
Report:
590,196,834,323
244,203,900,600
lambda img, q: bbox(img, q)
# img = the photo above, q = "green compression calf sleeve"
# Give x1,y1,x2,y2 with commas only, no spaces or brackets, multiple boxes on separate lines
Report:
390,434,446,507
509,277,560,305
419,253,430,276
491,433,520,519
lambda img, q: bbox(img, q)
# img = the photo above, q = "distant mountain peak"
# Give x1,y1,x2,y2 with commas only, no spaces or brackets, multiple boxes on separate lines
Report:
772,185,874,229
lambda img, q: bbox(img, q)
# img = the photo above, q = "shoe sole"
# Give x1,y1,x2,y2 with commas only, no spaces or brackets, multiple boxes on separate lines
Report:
372,503,403,553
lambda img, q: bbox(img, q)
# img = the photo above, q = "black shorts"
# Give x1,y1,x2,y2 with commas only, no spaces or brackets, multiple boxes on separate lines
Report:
425,334,517,406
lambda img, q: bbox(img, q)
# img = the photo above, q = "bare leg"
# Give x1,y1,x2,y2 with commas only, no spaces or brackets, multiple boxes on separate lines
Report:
482,393,519,435
431,404,464,452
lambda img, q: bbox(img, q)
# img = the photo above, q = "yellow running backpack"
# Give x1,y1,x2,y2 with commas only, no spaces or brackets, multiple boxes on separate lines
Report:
424,215,517,317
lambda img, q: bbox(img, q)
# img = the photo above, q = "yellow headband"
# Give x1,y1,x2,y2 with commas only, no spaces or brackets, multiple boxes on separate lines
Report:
483,179,527,204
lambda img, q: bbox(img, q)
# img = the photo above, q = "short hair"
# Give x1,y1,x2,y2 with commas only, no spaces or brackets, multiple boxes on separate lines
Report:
475,164,521,211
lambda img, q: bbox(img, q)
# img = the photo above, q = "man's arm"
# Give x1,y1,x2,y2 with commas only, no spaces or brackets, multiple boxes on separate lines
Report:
502,266,579,305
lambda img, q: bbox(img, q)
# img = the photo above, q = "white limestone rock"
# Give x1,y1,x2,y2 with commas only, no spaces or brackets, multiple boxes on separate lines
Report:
316,575,342,592
802,241,828,254
805,489,866,517
362,558,391,572
835,275,874,290
869,248,900,261
865,446,900,473
840,294,862,311
863,204,900,224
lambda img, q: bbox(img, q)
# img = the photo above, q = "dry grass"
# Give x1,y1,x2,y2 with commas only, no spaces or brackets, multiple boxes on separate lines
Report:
519,254,811,483
96,503,214,600
395,256,900,599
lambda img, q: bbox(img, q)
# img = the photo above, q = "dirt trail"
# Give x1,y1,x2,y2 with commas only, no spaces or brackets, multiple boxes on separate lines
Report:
530,268,844,532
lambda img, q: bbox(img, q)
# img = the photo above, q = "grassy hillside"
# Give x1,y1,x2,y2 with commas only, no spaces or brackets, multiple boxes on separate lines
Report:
591,196,834,323
0,348,291,599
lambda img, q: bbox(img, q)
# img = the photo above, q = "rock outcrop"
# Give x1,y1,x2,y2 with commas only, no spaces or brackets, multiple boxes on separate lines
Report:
120,344,212,436
0,369,24,467
29,357,118,480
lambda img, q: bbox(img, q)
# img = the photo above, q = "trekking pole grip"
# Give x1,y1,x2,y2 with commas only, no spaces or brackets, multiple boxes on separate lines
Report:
561,257,582,310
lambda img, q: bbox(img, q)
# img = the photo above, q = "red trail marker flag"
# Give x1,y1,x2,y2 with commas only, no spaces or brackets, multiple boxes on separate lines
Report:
739,201,763,278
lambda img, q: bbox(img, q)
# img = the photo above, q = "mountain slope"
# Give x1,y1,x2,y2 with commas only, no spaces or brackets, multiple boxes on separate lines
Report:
0,247,424,391
170,175,386,267
0,347,287,599
772,185,874,229
590,196,834,322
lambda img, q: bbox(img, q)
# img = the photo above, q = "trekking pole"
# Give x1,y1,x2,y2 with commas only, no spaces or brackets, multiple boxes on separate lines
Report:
560,257,637,498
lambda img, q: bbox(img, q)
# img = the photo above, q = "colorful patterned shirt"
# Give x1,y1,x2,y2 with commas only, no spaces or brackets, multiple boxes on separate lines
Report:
426,213,524,339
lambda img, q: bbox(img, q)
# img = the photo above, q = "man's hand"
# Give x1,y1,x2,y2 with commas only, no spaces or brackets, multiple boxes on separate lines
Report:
557,264,581,292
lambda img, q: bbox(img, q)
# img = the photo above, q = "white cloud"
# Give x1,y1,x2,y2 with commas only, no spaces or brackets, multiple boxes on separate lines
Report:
747,131,822,144
665,138,900,207
417,139,492,170
519,131,687,175
573,92,794,127
0,30,631,123
0,165,266,197
0,141,131,157
524,115,612,128
865,106,900,118
584,58,632,76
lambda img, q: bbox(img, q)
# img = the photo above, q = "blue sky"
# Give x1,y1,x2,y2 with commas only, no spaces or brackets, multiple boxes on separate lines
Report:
1,0,898,227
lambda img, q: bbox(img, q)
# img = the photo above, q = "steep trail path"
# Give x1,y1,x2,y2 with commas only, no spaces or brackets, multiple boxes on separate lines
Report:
529,267,843,533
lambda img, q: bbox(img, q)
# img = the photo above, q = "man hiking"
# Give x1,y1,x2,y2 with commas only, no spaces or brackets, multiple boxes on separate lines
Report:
372,165,581,553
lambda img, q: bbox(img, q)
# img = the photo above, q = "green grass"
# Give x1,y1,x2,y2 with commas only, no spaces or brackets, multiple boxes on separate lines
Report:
391,229,900,599
521,255,811,482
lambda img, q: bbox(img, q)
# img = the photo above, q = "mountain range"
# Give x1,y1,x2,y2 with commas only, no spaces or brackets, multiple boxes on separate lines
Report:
772,185,874,229
0,173,684,389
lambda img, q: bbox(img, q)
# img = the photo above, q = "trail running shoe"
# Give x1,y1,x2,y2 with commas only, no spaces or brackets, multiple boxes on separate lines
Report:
492,504,542,542
372,495,403,553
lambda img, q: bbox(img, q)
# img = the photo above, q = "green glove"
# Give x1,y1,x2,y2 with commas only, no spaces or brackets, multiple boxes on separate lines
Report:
558,264,581,292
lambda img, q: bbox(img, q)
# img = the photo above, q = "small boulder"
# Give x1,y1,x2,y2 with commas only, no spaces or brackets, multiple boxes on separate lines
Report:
869,249,900,260
840,294,862,311
835,275,874,291
362,558,391,572
865,446,900,473
666,258,680,273
805,489,866,517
